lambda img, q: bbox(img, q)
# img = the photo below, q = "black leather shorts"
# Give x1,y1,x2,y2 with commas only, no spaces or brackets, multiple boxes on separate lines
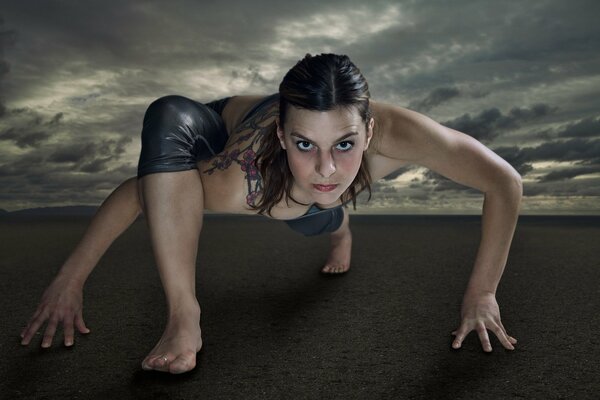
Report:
136,95,231,179
285,203,346,236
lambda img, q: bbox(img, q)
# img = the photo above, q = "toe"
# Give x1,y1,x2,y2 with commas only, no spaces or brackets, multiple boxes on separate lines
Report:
169,352,196,374
143,354,170,372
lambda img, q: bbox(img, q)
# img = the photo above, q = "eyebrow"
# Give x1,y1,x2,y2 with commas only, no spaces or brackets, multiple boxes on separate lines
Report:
290,131,359,143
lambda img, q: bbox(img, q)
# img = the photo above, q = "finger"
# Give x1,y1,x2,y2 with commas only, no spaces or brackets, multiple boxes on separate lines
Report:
63,315,75,347
476,323,492,352
75,311,90,334
452,325,471,349
41,316,59,348
496,320,518,344
21,313,47,346
490,323,514,350
21,308,43,338
21,305,47,338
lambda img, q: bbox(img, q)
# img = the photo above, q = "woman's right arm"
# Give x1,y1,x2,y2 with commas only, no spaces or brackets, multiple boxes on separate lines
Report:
20,176,143,348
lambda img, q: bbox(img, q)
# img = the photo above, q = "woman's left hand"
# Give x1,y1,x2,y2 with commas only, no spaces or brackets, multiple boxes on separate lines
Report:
451,291,517,352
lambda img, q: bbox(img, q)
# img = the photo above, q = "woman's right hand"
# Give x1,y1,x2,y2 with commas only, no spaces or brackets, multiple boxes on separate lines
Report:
20,275,90,348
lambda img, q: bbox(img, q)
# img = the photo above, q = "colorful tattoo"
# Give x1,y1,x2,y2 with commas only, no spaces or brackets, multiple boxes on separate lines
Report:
202,98,278,207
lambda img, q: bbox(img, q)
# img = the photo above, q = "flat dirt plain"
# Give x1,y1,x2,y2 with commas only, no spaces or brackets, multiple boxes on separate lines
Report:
1,214,598,400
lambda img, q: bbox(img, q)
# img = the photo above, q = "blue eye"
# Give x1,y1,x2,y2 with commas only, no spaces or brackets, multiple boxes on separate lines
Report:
296,141,313,151
296,140,354,152
336,141,354,151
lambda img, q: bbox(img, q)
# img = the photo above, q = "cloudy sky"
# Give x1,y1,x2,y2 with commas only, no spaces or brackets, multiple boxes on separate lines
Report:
1,0,598,214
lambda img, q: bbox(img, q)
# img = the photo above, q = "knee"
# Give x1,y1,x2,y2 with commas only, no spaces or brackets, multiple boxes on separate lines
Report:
134,176,146,214
140,95,208,146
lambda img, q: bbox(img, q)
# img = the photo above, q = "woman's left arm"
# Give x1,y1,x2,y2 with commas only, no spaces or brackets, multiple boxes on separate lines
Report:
373,102,522,352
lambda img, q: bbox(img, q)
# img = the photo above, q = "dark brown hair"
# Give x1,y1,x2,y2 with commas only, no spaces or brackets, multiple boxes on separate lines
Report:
250,53,373,217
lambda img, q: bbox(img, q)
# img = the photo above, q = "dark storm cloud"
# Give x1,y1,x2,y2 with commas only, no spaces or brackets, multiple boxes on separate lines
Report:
556,116,600,139
1,0,599,213
0,134,132,177
0,127,50,148
47,136,131,164
0,16,17,78
0,0,394,98
442,104,557,143
0,108,66,148
488,138,600,178
348,0,600,129
537,165,600,182
380,165,412,181
47,143,97,163
408,87,460,112
0,16,18,118
523,177,600,197
527,138,600,164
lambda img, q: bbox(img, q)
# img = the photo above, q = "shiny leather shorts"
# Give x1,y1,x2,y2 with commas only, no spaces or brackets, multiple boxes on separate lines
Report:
137,95,231,179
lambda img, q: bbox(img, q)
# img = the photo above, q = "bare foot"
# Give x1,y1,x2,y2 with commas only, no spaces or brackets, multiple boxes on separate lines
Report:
141,303,203,374
321,231,352,274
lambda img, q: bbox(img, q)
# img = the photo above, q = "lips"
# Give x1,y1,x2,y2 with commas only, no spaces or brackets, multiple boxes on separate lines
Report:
313,184,338,192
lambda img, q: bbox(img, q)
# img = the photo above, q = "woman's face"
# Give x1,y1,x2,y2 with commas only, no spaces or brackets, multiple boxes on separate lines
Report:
276,105,374,206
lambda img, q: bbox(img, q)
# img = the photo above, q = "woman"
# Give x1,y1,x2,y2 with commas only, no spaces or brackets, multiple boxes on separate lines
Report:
20,53,520,374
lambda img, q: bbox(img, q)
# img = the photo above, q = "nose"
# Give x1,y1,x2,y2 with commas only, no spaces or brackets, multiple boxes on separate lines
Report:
315,149,336,178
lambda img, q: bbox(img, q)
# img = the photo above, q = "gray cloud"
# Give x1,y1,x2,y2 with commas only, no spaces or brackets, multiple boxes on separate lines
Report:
0,16,17,119
0,1,599,214
0,107,68,148
380,165,412,181
537,165,600,182
442,103,557,143
408,87,460,112
493,138,600,175
0,128,50,148
557,116,600,138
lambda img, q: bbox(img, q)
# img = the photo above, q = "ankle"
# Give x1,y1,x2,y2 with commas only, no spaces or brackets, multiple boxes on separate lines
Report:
167,299,201,320
330,228,351,243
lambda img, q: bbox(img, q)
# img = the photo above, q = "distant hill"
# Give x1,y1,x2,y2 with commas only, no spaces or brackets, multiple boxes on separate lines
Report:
1,205,99,217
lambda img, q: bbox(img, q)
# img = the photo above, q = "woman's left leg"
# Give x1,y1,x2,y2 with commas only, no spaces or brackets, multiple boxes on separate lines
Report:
322,207,352,274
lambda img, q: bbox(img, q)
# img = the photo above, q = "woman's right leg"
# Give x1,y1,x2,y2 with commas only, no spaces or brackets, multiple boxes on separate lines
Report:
137,169,204,374
135,94,229,374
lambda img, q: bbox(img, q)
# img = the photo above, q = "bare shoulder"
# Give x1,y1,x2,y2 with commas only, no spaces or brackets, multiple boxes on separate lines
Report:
370,99,438,163
221,94,273,133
